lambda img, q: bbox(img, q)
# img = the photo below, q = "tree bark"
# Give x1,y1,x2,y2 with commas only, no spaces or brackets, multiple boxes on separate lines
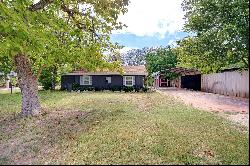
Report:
14,54,41,116
51,65,57,90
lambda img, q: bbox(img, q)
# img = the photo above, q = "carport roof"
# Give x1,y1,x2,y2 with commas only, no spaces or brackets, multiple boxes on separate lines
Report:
168,67,200,75
159,67,201,76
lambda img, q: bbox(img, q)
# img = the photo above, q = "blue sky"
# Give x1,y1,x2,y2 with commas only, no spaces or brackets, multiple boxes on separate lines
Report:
111,32,189,50
110,0,191,53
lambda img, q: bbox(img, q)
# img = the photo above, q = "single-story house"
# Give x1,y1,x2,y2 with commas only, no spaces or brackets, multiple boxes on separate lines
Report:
61,65,148,91
153,67,201,91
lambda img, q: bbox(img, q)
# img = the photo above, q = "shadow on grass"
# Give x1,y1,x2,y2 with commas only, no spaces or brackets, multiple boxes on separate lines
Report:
0,105,126,165
0,90,71,118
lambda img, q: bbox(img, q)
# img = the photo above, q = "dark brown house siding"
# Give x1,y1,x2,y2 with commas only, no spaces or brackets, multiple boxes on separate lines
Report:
61,75,145,90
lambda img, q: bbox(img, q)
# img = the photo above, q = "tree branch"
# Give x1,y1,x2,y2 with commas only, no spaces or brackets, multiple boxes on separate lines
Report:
28,0,53,11
60,3,101,41
28,1,102,41
35,64,46,80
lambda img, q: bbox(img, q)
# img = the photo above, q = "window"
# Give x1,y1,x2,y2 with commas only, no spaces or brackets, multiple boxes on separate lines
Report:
80,76,92,85
123,76,135,86
106,77,111,84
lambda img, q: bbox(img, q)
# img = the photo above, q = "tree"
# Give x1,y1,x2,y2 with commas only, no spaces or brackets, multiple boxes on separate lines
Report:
175,36,227,73
121,47,147,65
39,66,59,90
145,46,178,79
178,0,249,73
0,0,129,116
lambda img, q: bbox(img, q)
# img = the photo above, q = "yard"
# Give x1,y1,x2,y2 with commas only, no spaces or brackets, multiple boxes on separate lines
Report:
0,91,249,165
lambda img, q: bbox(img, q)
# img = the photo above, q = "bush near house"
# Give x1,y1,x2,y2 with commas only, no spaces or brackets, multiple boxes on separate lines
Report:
71,83,149,92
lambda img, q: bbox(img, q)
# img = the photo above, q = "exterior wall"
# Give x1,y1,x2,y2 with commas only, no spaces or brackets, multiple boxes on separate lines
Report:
61,75,77,90
61,75,145,90
153,75,169,88
170,76,181,88
201,70,249,98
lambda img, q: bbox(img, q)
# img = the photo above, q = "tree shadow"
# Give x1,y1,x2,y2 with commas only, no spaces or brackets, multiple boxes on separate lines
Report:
0,105,126,164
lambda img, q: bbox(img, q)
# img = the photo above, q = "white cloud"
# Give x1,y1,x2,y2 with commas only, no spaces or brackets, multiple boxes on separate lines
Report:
114,0,185,38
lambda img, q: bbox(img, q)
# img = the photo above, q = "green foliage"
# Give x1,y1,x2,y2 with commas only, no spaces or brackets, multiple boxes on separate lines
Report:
39,66,59,90
9,77,18,87
94,87,104,91
142,86,149,92
72,83,81,91
145,46,178,79
0,56,12,75
0,75,6,87
0,0,129,75
177,0,249,73
110,85,122,92
122,86,134,92
87,87,95,91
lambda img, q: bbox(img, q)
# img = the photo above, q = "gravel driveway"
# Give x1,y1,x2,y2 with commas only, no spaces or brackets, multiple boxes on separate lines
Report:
157,87,249,128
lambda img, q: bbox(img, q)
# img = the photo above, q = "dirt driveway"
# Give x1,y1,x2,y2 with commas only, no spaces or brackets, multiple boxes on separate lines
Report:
157,87,249,128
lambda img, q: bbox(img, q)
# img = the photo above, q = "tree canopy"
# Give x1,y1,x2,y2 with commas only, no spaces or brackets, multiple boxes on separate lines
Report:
0,0,129,74
120,47,154,66
145,46,178,79
176,0,249,73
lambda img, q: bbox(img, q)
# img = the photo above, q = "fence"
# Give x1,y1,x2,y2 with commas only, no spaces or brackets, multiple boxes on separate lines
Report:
201,70,249,98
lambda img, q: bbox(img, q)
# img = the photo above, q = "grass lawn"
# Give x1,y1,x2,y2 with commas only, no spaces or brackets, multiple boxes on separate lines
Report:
0,91,248,165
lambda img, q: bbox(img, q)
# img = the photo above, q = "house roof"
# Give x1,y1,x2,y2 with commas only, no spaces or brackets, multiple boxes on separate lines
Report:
63,65,148,76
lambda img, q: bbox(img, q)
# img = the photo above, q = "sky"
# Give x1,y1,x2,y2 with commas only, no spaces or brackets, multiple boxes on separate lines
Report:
110,0,190,53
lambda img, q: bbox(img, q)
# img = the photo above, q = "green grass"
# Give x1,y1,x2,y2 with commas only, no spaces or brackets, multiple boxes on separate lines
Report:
0,91,248,165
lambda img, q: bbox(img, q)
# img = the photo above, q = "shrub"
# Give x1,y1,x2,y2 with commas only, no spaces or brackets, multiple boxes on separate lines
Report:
72,83,80,91
111,86,122,92
142,86,149,92
134,85,142,92
123,86,134,92
87,87,95,91
94,87,103,91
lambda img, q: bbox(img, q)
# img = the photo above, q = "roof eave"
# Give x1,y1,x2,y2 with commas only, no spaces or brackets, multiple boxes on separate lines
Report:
62,73,147,76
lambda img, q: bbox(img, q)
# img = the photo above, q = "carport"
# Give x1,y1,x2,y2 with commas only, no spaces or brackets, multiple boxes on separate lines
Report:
153,67,201,91
167,67,201,91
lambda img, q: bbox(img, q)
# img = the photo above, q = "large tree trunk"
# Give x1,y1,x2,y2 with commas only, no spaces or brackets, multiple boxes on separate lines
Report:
14,54,41,116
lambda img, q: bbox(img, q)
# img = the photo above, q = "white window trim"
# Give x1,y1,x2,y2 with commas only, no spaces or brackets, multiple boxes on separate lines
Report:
80,76,92,85
123,76,135,86
106,77,111,84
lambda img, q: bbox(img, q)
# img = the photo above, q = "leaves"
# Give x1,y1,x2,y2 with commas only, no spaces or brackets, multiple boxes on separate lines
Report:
0,0,129,74
145,46,178,79
177,0,249,73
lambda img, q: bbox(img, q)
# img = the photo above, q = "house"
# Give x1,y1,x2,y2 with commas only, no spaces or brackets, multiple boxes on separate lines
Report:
0,71,17,88
153,67,201,91
61,65,147,91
